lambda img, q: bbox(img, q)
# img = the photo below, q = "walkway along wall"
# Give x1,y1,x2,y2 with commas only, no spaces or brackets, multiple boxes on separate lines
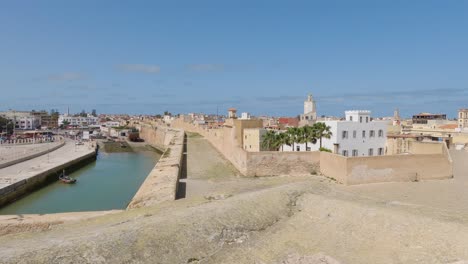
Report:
172,119,320,177
0,140,66,169
173,118,453,184
127,126,185,209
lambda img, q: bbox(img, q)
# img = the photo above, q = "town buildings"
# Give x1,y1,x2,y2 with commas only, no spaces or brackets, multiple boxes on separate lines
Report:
299,94,317,127
412,113,447,124
58,114,99,127
458,109,468,130
0,110,41,130
283,110,388,156
243,128,267,152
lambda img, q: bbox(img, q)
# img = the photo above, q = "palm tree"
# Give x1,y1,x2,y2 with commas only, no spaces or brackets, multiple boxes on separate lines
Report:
313,122,332,148
261,130,278,151
286,127,300,151
276,132,289,152
302,125,317,151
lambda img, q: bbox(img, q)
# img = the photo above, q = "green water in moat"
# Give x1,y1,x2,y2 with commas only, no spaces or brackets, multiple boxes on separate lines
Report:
0,151,159,215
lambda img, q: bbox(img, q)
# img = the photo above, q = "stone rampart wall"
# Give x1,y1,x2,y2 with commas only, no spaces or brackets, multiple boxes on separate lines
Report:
127,126,185,209
173,119,453,184
320,142,453,185
247,151,320,176
172,119,320,177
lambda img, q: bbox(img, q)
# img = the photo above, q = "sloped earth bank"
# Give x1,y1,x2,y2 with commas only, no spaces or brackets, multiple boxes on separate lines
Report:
2,135,468,263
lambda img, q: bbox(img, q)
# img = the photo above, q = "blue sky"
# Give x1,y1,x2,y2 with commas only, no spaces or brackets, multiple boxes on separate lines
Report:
1,0,468,118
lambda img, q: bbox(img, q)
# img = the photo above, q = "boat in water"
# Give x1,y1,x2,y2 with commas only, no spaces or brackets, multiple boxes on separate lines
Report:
59,170,77,184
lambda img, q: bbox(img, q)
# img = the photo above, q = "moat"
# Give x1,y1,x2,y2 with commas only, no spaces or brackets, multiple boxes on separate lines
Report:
0,150,160,215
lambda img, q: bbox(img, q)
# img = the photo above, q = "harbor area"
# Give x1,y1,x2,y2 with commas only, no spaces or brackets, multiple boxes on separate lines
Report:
0,139,97,208
0,139,161,214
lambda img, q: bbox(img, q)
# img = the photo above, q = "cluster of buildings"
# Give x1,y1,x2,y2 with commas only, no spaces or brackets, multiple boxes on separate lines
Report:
180,93,468,158
0,110,58,130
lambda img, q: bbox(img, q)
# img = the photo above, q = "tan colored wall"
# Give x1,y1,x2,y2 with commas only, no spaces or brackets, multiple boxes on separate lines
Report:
409,141,444,154
246,151,320,176
172,119,319,177
452,133,468,145
127,127,185,209
319,142,453,185
346,153,453,185
319,152,348,184
139,125,174,150
173,119,453,184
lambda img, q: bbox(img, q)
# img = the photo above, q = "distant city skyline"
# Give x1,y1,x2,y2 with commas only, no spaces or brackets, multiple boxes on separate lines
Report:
1,1,468,118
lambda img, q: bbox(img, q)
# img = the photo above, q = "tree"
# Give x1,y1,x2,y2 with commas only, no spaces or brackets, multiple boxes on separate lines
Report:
80,110,87,117
300,125,318,151
0,117,13,135
261,130,278,151
286,127,300,151
276,132,289,152
313,122,332,148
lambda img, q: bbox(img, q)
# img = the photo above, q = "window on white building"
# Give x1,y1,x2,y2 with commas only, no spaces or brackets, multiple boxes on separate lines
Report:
342,131,348,139
370,130,375,138
368,148,374,156
378,148,384,155
342,150,348,157
296,146,300,151
350,116,353,121
353,130,357,138
352,149,358,157
378,130,384,137
362,130,366,138
360,116,363,123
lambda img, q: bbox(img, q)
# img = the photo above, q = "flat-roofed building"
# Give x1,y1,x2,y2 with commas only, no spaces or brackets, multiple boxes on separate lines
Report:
412,113,447,124
243,128,267,152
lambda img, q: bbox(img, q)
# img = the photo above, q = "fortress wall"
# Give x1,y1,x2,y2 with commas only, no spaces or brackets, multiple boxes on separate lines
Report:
127,127,185,209
319,152,349,184
246,151,320,177
172,119,320,177
172,119,453,184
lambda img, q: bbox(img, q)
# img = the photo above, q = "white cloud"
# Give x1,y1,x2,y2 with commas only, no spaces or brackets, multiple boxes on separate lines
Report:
47,72,85,81
118,64,161,74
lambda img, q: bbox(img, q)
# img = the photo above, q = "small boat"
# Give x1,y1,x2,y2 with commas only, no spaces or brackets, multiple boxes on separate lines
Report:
59,170,77,184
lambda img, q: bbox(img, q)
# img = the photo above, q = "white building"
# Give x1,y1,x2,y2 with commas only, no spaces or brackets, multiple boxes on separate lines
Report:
239,112,251,120
0,110,41,130
101,121,121,128
15,116,41,130
58,114,98,127
283,110,387,157
299,94,317,126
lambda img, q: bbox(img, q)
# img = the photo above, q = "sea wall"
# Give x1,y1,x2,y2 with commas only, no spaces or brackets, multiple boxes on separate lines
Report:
127,127,185,209
139,124,174,150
